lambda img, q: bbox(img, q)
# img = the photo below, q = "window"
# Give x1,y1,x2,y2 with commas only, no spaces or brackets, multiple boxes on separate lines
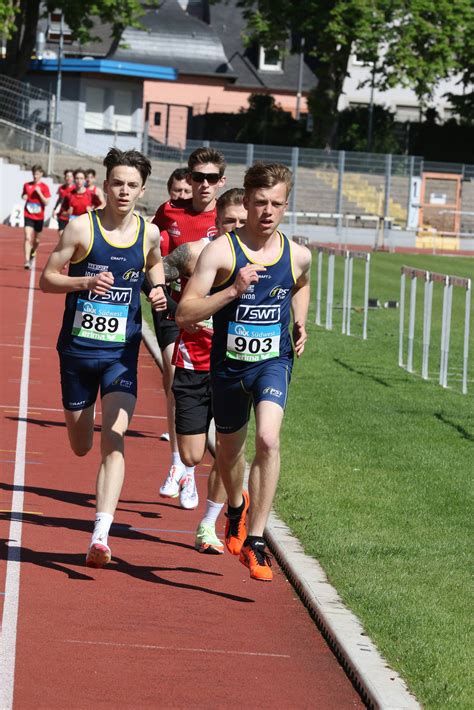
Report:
85,86,107,130
352,54,374,67
259,46,282,72
114,90,133,132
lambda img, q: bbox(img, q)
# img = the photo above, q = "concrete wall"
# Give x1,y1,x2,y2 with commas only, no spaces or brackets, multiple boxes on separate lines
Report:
0,159,59,226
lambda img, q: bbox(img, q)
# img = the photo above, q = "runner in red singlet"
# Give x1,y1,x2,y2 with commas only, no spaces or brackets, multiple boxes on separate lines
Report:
21,163,51,269
86,168,106,209
62,169,94,220
163,189,247,552
53,168,74,236
150,148,226,508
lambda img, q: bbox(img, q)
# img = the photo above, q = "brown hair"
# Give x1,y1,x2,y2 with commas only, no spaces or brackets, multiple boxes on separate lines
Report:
167,167,188,193
73,168,86,178
187,147,226,176
244,162,293,197
31,164,44,174
216,188,244,215
85,168,96,177
103,148,152,185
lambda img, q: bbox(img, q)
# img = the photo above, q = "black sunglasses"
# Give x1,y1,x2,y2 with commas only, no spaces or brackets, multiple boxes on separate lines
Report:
190,171,221,184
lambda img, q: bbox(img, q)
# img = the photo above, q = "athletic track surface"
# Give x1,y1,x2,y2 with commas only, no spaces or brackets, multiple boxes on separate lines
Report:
0,226,363,709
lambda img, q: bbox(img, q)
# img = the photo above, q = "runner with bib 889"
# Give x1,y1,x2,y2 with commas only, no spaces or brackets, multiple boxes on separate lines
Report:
176,163,311,581
39,148,167,569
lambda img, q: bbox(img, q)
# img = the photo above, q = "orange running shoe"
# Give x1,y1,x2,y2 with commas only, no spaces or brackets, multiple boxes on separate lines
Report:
239,538,273,581
86,540,111,568
224,490,250,555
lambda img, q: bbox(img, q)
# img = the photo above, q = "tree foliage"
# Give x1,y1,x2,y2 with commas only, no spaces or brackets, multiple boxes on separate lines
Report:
234,0,473,148
0,0,149,79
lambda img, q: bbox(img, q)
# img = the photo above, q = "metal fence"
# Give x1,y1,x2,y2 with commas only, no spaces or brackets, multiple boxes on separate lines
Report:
1,75,473,242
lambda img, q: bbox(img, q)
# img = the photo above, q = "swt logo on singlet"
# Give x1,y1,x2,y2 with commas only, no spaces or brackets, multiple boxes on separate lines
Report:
236,304,280,323
88,287,132,304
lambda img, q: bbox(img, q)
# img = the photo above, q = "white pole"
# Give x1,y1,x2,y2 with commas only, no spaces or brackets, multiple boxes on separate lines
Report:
326,252,335,330
316,249,323,325
442,281,454,388
399,271,406,367
422,277,434,380
439,277,449,386
407,274,417,373
362,254,370,340
421,272,431,379
462,280,471,395
342,252,349,334
347,254,354,336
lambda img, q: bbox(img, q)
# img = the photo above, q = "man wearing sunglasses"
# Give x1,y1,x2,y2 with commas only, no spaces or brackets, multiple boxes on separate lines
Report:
151,148,226,509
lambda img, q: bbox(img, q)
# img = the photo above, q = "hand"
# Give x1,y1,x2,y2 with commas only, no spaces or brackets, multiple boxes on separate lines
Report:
232,263,266,297
293,321,307,358
89,271,114,295
149,285,167,312
183,321,205,334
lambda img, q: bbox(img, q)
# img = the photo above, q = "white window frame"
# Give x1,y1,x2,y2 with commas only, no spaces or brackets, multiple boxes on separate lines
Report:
259,45,282,72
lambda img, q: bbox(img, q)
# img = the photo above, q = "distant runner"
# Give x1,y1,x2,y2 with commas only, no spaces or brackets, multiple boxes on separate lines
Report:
21,164,51,269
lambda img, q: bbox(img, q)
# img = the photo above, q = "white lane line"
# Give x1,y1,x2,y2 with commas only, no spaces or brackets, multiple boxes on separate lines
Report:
0,404,165,420
0,263,35,710
64,639,290,659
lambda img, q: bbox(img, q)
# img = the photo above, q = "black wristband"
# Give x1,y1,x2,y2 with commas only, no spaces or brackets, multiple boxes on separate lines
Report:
152,283,166,291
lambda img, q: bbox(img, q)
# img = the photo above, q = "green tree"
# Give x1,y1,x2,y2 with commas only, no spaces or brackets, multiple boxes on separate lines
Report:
233,0,473,148
0,0,148,79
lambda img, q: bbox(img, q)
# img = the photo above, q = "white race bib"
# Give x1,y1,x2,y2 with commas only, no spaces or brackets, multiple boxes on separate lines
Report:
226,321,281,362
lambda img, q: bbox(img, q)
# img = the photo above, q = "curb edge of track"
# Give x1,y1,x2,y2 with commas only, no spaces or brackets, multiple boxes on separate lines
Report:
141,320,420,710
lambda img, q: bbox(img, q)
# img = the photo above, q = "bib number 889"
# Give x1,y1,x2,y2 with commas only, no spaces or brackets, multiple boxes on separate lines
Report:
234,336,272,354
81,313,119,333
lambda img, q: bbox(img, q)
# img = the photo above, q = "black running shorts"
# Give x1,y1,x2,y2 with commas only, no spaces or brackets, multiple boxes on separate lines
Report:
172,367,212,435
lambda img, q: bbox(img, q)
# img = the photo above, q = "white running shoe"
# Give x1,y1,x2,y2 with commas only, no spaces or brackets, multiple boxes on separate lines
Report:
159,431,170,441
159,465,185,498
195,522,224,554
179,474,199,510
86,537,111,568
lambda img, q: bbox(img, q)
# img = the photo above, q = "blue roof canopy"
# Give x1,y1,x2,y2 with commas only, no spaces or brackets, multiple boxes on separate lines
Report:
30,58,178,81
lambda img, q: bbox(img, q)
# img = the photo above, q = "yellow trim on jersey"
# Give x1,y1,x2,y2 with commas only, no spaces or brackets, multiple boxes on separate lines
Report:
213,232,236,288
70,211,94,264
288,236,298,285
142,217,147,272
96,211,140,248
236,230,284,266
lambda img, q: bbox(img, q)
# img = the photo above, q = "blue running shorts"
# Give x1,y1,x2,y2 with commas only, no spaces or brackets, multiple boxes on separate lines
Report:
59,352,138,411
211,357,293,434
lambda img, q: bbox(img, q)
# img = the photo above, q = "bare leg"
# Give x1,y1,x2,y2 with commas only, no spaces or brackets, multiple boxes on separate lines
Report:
247,401,284,537
23,225,34,264
216,424,248,507
161,343,177,454
63,404,95,457
95,392,136,515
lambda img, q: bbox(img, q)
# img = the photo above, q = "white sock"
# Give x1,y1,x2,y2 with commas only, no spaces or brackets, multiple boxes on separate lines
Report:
91,512,113,546
201,499,224,527
171,452,184,468
184,465,195,480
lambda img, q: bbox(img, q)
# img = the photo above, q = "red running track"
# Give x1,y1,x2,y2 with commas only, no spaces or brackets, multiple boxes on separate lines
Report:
0,226,363,709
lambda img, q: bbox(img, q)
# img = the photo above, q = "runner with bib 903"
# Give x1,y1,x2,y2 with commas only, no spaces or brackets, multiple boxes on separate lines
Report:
176,163,311,581
39,148,167,568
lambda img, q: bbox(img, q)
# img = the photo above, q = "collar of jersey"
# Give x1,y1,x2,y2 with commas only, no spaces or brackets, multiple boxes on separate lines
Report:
234,230,284,266
96,211,140,248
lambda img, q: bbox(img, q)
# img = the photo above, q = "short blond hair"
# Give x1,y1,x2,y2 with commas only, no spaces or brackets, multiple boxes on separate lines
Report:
244,162,293,197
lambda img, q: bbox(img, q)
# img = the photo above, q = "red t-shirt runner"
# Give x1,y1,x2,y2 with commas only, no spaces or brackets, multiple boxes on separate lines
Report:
87,185,103,209
152,198,218,252
62,189,93,218
23,181,51,221
57,183,75,221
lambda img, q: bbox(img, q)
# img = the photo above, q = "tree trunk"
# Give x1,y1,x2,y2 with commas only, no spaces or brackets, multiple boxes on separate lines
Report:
3,0,41,79
308,44,352,149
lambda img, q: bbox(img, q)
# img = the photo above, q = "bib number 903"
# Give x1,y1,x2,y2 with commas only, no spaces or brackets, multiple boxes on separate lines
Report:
234,336,272,354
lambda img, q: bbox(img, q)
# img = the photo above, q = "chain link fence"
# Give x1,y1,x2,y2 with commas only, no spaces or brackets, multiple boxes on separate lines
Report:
1,75,473,245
